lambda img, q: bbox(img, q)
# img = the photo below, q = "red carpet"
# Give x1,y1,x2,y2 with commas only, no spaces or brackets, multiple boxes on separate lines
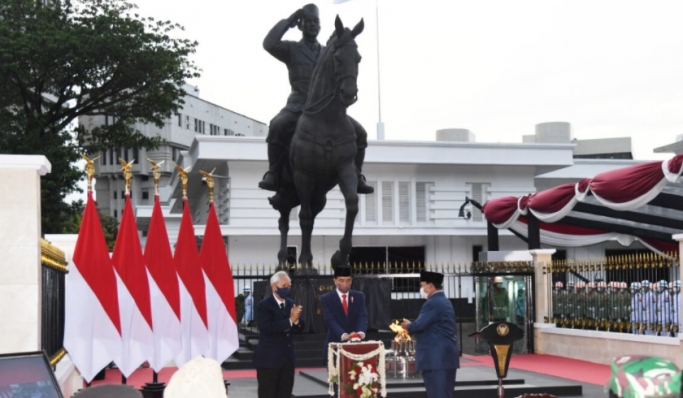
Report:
90,367,327,389
91,355,611,388
464,354,611,386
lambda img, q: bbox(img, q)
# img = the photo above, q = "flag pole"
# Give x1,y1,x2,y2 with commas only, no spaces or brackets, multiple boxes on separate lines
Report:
375,0,385,140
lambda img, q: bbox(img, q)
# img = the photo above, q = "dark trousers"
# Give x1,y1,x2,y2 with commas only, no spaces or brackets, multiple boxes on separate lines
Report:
422,368,457,398
257,360,295,398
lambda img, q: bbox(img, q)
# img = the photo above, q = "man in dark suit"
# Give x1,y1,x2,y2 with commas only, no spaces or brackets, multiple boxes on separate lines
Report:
253,271,305,398
402,270,460,398
321,266,368,361
258,4,372,194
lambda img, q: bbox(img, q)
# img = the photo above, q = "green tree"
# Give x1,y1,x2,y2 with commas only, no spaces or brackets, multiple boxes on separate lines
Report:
99,211,119,252
61,200,119,250
0,0,200,234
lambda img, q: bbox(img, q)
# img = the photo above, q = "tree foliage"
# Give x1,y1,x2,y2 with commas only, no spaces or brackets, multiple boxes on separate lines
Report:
0,0,200,234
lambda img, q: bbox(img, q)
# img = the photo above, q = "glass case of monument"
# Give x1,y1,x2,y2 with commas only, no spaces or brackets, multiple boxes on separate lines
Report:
474,275,533,354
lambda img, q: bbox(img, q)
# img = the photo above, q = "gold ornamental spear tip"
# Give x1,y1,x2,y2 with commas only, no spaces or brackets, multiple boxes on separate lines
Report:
200,167,217,203
80,154,100,191
175,164,191,198
147,158,165,196
118,157,135,195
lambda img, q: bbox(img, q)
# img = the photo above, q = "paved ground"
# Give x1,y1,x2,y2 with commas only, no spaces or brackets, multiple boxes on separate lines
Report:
223,363,605,398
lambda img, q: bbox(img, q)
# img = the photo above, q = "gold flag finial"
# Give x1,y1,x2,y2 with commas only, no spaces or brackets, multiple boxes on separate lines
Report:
147,158,165,196
119,157,135,195
200,168,217,203
175,164,191,198
80,154,100,191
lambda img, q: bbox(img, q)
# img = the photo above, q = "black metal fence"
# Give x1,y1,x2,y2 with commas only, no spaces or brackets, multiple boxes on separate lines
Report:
230,261,536,355
40,239,67,365
546,254,681,336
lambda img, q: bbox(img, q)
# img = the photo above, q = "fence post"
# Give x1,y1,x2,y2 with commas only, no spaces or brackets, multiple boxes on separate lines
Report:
0,155,51,354
672,234,683,335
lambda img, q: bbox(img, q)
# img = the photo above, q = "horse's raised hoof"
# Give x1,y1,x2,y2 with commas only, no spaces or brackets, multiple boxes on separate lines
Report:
331,250,347,268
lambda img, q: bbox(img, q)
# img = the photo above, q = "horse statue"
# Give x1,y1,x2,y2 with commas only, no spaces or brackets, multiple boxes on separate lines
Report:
267,16,365,270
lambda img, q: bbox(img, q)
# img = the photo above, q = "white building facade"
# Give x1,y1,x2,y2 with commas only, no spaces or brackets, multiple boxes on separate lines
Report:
79,84,267,220
141,125,647,268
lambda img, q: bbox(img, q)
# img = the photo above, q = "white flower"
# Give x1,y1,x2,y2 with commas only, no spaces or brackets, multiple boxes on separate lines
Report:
353,383,359,390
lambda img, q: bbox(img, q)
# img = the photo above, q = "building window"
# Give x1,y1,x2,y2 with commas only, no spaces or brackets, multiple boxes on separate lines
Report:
141,175,149,182
115,148,122,162
468,183,490,221
105,115,109,126
382,181,394,224
186,115,190,130
416,182,433,223
224,128,235,136
113,191,117,199
365,182,377,223
172,147,179,162
177,113,182,127
201,120,206,134
142,190,149,200
121,191,125,199
133,147,139,163
101,151,106,166
114,210,117,218
194,118,199,132
109,149,113,165
399,181,411,224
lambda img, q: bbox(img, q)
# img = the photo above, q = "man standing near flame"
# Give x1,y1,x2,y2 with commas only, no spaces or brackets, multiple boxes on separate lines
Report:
402,270,460,398
321,266,368,362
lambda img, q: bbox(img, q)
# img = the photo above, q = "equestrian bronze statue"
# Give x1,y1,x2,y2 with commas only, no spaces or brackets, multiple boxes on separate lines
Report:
262,11,366,269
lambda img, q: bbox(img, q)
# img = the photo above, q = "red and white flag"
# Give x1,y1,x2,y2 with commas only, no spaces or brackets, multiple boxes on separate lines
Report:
144,195,182,372
64,191,122,383
201,202,239,363
112,194,154,377
174,197,209,367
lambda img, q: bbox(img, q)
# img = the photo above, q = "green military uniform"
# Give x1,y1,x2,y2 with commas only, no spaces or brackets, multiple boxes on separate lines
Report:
575,287,587,326
491,287,509,321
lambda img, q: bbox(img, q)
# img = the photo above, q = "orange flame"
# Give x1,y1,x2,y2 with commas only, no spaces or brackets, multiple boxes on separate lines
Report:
389,320,411,342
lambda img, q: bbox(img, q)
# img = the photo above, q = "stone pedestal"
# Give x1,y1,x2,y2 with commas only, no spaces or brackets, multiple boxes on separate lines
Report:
0,155,51,354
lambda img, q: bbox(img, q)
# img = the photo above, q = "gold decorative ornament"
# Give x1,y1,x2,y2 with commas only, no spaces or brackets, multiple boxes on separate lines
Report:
147,158,165,195
200,168,217,203
119,157,135,195
80,154,100,191
175,164,191,198
496,323,509,337
492,344,510,376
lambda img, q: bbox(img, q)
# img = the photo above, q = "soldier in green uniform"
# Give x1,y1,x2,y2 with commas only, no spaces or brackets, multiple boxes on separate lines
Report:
575,281,587,328
564,281,575,327
490,276,509,322
586,282,598,329
596,281,609,330
552,281,564,324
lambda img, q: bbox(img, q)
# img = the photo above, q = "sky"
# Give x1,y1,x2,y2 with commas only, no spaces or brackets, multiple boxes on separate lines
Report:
129,0,683,161
67,0,683,202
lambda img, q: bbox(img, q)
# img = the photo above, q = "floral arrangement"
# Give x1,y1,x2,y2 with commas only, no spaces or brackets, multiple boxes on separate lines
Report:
344,361,380,397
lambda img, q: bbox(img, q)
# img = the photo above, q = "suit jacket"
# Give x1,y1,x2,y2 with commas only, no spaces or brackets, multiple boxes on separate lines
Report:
252,295,305,369
321,290,368,358
263,19,325,113
407,291,460,371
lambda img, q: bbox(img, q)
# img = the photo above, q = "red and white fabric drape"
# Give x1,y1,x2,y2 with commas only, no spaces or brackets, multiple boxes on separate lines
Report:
482,154,683,254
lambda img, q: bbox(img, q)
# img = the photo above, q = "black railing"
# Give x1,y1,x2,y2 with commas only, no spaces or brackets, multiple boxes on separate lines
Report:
40,239,68,364
547,254,681,336
230,261,536,355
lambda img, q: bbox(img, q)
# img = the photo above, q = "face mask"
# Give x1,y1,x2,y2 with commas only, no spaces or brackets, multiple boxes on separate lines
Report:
419,286,429,300
276,287,290,299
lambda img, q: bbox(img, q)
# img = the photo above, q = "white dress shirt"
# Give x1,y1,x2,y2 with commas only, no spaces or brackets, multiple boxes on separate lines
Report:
336,289,365,339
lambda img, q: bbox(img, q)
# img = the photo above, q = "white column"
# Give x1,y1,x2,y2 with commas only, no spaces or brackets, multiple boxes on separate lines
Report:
0,155,51,353
530,249,556,326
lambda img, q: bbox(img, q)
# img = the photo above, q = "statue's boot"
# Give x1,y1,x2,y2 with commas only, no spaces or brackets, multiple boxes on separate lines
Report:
355,148,374,194
258,143,283,191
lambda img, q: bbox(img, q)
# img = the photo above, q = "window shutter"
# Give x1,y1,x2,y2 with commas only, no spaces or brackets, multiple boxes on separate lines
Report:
382,182,394,223
365,182,377,222
399,182,410,223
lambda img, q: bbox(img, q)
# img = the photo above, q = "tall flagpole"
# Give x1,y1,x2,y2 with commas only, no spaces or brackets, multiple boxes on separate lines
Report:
375,0,385,140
